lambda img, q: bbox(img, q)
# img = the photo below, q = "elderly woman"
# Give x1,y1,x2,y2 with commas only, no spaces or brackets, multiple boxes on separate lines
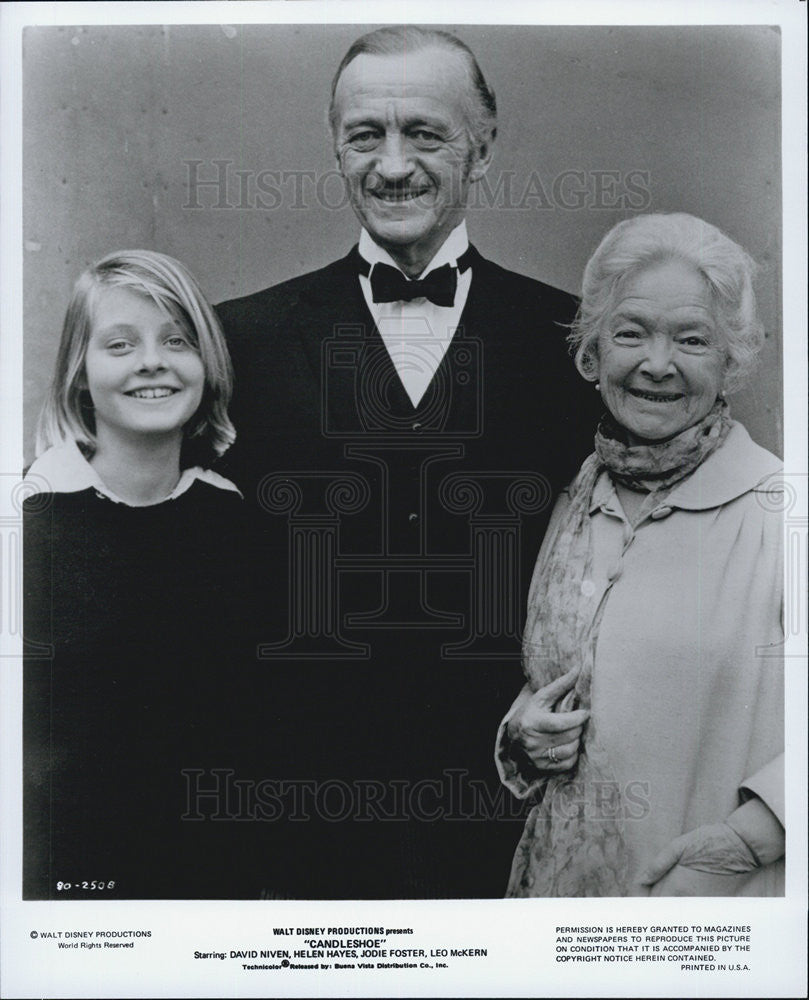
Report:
497,213,784,897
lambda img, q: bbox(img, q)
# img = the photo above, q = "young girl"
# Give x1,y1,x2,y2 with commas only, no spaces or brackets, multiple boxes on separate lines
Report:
24,251,252,899
29,248,238,504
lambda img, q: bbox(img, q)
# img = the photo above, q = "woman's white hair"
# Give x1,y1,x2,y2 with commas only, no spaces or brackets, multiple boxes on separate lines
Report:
36,249,235,465
568,213,765,393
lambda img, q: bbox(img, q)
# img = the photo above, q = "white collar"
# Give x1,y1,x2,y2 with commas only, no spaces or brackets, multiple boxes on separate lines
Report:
24,440,242,505
663,421,782,510
358,221,470,278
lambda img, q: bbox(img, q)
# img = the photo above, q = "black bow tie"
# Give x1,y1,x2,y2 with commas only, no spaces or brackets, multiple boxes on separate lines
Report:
371,262,456,306
359,247,475,308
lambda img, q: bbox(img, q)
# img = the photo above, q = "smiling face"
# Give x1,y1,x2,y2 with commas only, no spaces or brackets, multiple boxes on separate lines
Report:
332,48,492,274
596,259,728,443
84,285,205,449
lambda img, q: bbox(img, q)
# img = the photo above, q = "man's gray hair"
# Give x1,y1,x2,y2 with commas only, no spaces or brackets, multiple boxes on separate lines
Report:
568,212,765,394
328,25,497,148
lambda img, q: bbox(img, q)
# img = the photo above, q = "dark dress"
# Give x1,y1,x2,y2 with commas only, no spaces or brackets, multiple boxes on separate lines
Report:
23,479,260,900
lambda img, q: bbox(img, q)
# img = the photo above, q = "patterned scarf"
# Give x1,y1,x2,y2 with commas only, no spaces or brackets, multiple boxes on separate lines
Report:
507,399,732,897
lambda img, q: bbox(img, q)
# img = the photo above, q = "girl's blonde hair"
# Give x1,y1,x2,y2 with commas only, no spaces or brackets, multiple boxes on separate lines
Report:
36,249,235,465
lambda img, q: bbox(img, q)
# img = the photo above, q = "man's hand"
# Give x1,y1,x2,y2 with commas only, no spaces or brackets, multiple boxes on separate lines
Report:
506,667,589,772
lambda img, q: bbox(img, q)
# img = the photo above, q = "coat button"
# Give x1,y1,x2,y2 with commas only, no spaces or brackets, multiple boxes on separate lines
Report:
408,512,418,522
412,422,422,431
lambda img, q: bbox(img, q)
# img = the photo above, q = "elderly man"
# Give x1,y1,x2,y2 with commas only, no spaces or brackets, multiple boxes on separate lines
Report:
216,26,600,899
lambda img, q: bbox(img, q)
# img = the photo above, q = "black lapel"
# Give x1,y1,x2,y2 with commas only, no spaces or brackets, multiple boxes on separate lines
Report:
293,247,382,436
454,244,495,333
436,245,490,437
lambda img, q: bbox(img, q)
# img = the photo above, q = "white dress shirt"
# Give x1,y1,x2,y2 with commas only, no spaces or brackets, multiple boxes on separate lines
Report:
358,221,473,407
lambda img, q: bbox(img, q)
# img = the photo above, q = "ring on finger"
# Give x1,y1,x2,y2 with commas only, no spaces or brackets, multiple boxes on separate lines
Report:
547,746,558,764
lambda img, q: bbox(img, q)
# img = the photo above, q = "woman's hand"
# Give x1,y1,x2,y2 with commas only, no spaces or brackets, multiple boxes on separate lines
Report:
645,864,756,897
640,821,761,896
640,797,784,896
506,667,589,773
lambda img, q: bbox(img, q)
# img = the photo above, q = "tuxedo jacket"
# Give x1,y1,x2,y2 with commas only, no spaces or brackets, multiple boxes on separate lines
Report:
213,245,602,899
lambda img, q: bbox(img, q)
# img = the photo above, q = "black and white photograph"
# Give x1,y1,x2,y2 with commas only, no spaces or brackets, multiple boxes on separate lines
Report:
1,1,806,997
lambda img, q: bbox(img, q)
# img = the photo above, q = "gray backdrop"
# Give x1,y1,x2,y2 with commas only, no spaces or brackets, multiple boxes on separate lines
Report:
23,23,782,463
